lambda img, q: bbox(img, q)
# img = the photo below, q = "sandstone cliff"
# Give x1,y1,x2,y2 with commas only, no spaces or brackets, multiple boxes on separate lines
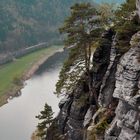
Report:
46,1,140,140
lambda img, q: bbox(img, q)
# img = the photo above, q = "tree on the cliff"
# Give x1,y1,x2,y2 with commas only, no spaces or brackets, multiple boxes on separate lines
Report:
114,0,140,52
36,103,54,140
98,2,116,26
115,0,136,21
56,3,103,106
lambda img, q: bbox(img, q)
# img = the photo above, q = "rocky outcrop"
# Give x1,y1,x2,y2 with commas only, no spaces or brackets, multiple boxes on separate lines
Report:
46,1,140,140
105,32,140,140
46,29,115,140
136,0,140,18
47,35,140,140
85,33,122,140
46,30,140,140
98,34,121,108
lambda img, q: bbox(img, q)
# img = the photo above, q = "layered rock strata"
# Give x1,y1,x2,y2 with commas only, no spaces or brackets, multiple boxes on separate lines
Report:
46,1,140,140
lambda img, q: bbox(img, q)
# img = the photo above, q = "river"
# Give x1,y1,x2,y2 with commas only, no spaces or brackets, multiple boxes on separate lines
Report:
0,50,68,140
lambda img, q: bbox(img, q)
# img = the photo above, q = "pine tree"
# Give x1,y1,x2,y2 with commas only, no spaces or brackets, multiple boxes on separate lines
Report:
114,0,140,52
98,2,116,26
36,103,54,140
115,0,136,21
56,3,103,106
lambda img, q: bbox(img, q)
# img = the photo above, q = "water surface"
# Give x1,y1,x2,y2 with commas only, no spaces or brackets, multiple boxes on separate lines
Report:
0,50,68,140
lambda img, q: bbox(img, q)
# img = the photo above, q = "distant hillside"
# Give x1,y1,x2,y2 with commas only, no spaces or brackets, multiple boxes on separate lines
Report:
0,0,92,53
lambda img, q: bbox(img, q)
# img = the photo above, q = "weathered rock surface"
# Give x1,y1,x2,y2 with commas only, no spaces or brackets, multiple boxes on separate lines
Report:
49,29,115,140
136,0,140,18
47,31,140,140
46,1,140,140
98,33,121,107
105,32,140,140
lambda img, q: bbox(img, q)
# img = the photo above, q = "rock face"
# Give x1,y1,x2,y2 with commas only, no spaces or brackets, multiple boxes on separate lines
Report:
105,33,140,140
46,31,140,140
46,29,115,140
98,34,121,108
46,1,140,140
136,0,140,18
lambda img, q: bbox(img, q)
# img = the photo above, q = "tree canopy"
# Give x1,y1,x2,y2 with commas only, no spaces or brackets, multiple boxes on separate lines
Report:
36,103,54,140
0,0,93,54
56,3,103,95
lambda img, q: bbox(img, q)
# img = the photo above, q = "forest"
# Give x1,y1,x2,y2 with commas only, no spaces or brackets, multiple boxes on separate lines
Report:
0,0,92,54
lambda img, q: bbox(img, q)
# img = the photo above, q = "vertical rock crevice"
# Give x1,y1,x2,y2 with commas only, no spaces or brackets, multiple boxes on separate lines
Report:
46,1,140,140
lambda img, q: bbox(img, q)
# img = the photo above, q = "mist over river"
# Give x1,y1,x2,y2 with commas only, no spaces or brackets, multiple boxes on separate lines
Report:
0,50,68,140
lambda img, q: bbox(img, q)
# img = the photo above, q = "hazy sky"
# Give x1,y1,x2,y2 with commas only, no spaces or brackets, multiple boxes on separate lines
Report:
93,0,125,4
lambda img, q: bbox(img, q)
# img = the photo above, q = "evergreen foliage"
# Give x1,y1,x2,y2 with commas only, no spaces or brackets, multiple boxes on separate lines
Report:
56,0,140,96
56,3,102,95
0,0,93,53
36,103,54,140
114,0,140,52
98,2,116,26
115,0,136,20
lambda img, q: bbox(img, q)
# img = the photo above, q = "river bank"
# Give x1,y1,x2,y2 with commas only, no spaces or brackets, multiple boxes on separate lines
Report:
0,47,67,140
0,45,63,107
